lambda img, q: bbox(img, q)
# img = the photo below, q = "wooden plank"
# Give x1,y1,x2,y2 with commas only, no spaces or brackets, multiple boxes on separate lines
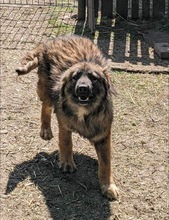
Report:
88,0,95,33
101,0,113,18
111,62,169,74
142,0,150,19
116,0,128,19
78,0,86,20
94,0,99,17
153,0,165,19
132,0,139,19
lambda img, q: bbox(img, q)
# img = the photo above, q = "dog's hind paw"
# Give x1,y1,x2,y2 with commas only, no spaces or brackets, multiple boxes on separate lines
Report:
101,183,119,201
40,127,53,140
58,161,77,173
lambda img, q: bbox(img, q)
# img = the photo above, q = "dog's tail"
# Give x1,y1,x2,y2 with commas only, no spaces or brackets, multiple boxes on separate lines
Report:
16,45,42,75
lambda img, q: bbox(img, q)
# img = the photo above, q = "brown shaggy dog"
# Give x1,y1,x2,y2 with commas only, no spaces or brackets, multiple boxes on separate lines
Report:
16,35,119,200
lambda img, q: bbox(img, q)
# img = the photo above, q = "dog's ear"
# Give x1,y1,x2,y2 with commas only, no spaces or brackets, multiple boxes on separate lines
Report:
52,76,67,99
103,68,117,96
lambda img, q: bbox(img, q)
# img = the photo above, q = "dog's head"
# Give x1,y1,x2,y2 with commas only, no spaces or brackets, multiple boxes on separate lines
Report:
54,62,115,107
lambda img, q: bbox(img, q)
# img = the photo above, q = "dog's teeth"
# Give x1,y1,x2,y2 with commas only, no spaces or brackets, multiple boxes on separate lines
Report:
79,97,89,101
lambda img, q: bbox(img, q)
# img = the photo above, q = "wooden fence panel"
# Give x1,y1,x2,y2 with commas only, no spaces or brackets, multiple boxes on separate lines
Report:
132,0,139,19
116,0,128,19
94,0,99,17
88,0,95,33
153,0,165,19
77,0,169,31
101,0,113,18
142,0,150,19
78,0,86,20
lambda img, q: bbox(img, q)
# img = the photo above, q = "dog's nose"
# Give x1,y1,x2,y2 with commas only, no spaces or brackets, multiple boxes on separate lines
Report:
77,85,89,94
75,74,92,101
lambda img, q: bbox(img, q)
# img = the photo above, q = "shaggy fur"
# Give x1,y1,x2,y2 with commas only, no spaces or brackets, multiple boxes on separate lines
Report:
16,35,119,200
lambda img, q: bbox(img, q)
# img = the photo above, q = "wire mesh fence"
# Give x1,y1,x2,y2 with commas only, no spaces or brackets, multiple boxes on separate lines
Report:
0,0,74,6
1,0,80,49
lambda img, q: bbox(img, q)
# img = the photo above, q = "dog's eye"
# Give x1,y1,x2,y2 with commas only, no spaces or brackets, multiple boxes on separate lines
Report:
89,74,98,82
72,75,79,81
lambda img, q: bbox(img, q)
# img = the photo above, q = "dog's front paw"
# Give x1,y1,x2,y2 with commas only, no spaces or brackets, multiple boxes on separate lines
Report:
58,160,77,173
101,183,119,201
40,127,53,140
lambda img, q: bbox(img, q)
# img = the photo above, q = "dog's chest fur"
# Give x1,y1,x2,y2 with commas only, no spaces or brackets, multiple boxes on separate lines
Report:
57,105,111,142
76,107,89,121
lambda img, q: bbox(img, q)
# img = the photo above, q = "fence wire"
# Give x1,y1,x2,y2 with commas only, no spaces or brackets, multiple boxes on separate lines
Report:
0,0,74,6
0,1,79,49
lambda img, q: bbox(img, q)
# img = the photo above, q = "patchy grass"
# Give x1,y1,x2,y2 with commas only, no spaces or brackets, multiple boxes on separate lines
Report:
1,3,168,219
48,4,77,35
1,52,168,220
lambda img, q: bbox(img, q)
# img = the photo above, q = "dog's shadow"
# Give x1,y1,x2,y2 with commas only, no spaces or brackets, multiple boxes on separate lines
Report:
5,151,111,219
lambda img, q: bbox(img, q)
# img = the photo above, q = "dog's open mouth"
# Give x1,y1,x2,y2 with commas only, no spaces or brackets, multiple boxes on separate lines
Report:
77,95,90,105
73,94,93,105
74,84,93,105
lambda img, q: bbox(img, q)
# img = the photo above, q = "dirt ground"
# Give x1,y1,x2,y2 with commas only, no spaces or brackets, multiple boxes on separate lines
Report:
1,3,169,220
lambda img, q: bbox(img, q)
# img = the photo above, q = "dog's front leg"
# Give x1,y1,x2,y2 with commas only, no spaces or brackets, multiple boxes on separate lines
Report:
58,123,77,173
94,134,119,200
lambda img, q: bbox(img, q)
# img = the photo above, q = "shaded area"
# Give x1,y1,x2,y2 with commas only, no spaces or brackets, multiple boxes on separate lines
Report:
5,151,111,220
1,4,168,71
75,18,169,69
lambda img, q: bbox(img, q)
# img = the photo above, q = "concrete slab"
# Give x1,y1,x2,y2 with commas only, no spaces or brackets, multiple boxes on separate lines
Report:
143,30,169,44
154,43,169,59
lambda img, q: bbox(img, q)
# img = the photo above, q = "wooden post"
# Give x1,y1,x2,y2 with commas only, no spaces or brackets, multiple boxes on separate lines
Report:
132,0,139,19
94,0,99,18
116,0,128,19
101,0,113,18
88,0,95,33
142,0,150,19
78,0,86,20
153,0,165,19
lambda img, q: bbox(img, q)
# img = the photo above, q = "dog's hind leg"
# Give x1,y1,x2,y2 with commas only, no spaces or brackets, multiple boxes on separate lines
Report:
40,102,53,140
37,77,53,140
